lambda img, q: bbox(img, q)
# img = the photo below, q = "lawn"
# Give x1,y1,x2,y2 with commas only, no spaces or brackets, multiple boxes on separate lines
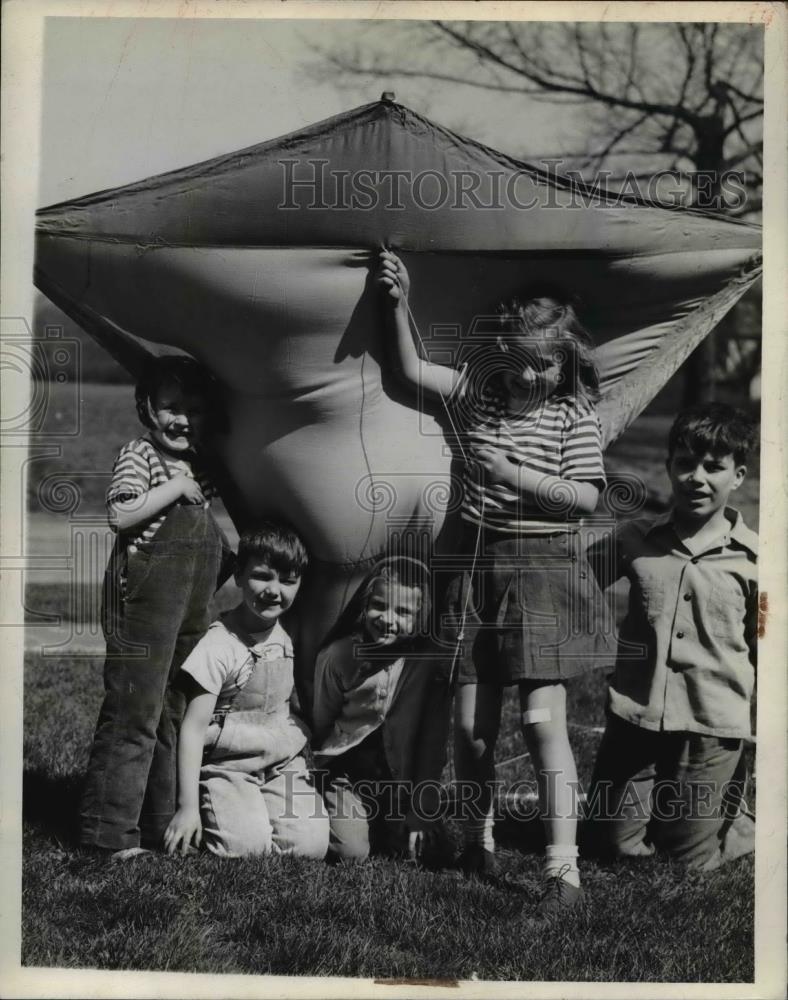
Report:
19,382,759,982
23,647,755,981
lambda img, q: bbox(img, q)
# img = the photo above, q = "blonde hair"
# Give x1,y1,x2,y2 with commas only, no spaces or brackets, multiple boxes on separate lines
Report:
497,293,600,406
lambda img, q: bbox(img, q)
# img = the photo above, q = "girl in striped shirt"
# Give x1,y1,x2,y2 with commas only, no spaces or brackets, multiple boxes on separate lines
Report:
377,251,615,914
80,356,230,859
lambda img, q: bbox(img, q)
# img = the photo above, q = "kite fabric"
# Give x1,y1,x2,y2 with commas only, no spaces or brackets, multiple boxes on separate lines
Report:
34,97,762,673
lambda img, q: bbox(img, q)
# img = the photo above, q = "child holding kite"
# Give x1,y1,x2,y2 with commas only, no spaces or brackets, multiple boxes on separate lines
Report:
377,250,615,914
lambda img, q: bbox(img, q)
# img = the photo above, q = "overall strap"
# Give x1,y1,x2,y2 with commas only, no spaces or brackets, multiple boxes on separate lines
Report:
227,622,267,697
212,655,257,721
145,438,176,481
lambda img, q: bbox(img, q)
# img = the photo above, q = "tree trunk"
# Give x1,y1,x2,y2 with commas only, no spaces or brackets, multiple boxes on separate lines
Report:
682,127,725,406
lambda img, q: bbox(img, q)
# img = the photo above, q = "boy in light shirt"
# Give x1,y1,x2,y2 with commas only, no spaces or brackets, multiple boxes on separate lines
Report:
586,403,758,870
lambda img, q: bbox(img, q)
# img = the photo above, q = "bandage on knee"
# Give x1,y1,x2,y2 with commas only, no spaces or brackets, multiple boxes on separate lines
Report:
522,708,552,725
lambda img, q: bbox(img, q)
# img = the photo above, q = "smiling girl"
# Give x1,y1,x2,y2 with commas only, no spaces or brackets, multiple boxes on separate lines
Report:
312,557,449,864
377,251,615,913
80,356,230,859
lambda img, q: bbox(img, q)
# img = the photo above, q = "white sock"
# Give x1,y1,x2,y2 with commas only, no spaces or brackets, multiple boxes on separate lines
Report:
464,807,495,853
544,844,580,887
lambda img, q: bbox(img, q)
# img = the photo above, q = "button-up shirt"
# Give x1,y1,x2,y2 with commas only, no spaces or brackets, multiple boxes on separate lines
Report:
312,635,406,758
311,634,451,829
588,507,758,739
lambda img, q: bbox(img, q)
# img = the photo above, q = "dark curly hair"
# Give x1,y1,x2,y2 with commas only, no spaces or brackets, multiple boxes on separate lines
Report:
668,403,758,467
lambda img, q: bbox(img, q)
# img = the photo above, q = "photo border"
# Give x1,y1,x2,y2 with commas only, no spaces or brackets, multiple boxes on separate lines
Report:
2,2,785,997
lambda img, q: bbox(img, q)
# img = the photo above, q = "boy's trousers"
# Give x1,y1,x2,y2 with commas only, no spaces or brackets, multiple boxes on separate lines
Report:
200,755,329,859
80,503,223,851
585,714,754,870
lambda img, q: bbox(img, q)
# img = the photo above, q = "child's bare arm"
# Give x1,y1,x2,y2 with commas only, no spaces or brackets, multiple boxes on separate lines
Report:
376,250,459,401
474,446,600,516
109,474,205,533
587,524,628,591
164,681,217,856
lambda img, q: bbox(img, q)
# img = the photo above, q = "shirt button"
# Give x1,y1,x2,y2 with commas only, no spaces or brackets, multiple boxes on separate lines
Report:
683,593,691,601
676,631,685,639
691,558,699,564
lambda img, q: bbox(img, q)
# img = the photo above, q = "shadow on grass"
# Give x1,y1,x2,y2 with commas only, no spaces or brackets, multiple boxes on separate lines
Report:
494,811,546,854
23,768,84,847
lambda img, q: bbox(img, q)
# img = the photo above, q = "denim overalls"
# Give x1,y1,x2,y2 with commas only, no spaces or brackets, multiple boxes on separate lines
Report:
80,460,225,851
197,623,329,859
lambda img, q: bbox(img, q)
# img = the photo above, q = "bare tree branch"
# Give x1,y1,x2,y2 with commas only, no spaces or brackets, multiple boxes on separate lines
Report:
317,49,538,95
703,23,720,93
434,22,702,123
586,111,653,169
309,20,762,217
718,80,764,106
724,142,764,170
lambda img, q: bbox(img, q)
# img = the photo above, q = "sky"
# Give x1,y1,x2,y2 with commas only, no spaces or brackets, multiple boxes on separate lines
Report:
38,17,579,207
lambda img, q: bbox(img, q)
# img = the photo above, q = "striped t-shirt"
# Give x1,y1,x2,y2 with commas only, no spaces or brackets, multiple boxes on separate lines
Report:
447,369,606,534
106,436,216,550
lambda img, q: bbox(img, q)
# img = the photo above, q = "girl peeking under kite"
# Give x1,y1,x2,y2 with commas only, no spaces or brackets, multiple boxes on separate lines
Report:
80,356,233,859
312,556,450,865
377,249,616,915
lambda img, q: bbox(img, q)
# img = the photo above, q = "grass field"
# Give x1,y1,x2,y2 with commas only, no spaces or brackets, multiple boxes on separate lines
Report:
20,382,759,981
23,645,755,981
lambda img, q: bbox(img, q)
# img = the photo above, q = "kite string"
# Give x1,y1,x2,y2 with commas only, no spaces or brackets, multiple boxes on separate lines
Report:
355,351,378,566
402,298,484,697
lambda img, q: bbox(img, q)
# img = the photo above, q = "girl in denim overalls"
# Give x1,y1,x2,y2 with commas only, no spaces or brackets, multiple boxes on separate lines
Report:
164,524,329,859
80,356,230,857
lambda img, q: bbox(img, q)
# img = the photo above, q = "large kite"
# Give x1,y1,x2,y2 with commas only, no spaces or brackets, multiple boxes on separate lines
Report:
34,96,762,676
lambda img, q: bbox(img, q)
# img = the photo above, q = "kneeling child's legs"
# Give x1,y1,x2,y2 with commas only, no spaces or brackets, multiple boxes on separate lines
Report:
585,715,660,858
322,776,370,862
200,764,273,857
651,735,747,870
262,756,330,859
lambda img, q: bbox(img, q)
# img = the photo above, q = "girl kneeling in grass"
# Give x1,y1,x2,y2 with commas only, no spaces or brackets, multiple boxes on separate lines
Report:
312,557,450,863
